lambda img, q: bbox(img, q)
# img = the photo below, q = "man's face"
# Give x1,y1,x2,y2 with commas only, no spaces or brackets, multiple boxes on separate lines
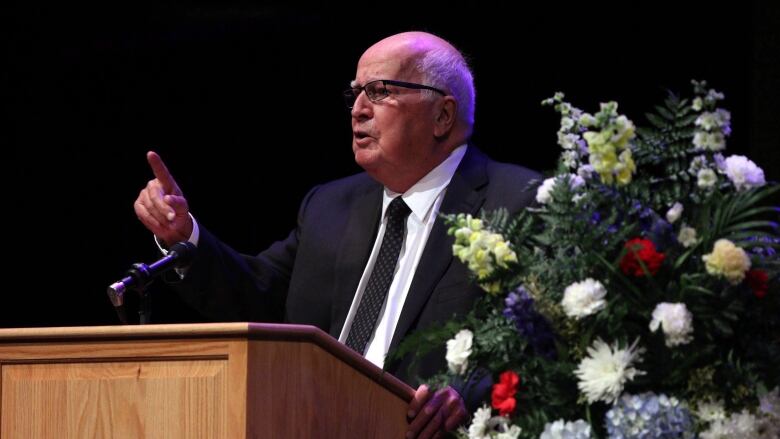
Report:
350,45,441,192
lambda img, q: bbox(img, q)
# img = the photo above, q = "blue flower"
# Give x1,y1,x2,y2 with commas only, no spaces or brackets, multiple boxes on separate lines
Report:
503,286,557,359
605,392,694,439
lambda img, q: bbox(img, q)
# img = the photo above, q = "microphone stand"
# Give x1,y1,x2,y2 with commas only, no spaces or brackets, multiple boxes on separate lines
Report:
108,242,196,325
121,262,155,325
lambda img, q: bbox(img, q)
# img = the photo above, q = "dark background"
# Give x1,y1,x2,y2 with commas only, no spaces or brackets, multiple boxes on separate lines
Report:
5,2,779,327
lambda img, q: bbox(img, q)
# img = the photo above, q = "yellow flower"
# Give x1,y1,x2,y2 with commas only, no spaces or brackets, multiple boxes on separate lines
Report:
702,239,751,285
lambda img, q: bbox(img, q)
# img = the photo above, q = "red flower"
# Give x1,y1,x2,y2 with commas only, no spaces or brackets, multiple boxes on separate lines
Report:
491,370,520,416
746,269,769,298
620,238,665,277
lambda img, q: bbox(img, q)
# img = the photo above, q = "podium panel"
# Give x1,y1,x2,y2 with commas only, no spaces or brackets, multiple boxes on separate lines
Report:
0,323,413,438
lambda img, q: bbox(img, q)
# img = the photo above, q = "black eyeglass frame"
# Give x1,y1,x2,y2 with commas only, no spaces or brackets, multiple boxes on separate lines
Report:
343,79,447,109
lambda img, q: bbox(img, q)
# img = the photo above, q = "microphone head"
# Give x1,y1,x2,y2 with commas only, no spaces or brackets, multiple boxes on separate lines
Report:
107,282,125,307
168,241,197,266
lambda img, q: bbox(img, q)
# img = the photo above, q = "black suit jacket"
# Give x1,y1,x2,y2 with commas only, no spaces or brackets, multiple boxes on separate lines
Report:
174,146,540,387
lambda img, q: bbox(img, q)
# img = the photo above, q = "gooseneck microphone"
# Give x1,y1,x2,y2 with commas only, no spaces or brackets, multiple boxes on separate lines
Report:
107,241,196,307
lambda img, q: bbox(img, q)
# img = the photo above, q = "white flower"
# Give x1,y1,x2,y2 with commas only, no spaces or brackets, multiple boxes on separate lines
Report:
574,338,645,404
446,329,473,375
536,177,557,204
696,400,727,423
693,131,726,151
722,155,766,191
561,117,575,131
558,132,581,150
495,425,522,439
703,239,752,284
678,225,699,248
649,302,694,347
540,419,592,439
467,406,493,439
536,175,584,205
700,410,759,439
561,278,607,320
666,202,684,223
579,113,596,127
692,97,703,111
697,168,718,189
562,151,579,169
465,405,520,439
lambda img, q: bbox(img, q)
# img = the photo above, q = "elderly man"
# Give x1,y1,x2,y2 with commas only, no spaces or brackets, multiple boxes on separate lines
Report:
135,31,539,438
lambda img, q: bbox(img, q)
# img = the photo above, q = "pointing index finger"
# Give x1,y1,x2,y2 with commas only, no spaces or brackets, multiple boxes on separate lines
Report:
147,151,178,194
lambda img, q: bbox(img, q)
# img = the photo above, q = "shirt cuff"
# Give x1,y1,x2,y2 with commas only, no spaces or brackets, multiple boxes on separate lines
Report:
153,213,200,278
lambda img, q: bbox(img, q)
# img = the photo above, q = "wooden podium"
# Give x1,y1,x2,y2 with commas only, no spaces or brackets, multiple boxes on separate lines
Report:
0,323,414,438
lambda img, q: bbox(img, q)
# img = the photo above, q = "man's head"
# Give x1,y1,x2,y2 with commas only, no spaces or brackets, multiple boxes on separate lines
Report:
348,32,475,193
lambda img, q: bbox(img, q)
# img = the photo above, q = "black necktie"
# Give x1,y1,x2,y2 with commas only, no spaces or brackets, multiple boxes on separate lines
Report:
346,196,411,355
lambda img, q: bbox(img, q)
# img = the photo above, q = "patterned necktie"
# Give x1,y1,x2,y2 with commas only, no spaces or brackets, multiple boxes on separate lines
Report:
346,196,412,355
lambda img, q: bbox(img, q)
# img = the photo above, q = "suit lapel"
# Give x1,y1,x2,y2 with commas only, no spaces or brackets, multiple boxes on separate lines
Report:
329,183,383,339
389,147,490,350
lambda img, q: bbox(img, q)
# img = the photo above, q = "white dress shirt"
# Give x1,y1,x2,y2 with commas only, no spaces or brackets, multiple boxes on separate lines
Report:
338,145,467,367
161,145,468,369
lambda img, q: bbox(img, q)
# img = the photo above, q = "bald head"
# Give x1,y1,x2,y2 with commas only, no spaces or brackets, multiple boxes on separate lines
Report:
360,32,475,138
350,32,475,192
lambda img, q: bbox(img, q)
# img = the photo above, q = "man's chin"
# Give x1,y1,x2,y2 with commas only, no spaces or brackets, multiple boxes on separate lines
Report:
353,149,379,170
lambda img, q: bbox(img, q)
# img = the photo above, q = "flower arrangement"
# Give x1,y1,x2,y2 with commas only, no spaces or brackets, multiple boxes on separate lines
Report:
393,81,780,438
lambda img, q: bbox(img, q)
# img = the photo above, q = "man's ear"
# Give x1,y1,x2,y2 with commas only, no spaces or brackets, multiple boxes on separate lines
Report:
433,96,458,138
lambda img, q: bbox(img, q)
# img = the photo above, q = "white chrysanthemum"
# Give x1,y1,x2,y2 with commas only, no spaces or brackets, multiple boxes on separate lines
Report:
678,225,698,248
697,168,718,189
467,405,492,439
446,329,473,376
666,202,684,223
540,419,592,439
561,278,607,320
723,155,766,191
649,302,694,347
696,400,727,423
574,338,645,404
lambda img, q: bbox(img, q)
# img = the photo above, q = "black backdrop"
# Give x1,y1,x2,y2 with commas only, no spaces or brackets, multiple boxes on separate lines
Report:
6,2,779,327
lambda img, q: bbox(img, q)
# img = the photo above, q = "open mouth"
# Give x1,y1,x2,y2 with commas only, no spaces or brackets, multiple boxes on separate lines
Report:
354,130,372,141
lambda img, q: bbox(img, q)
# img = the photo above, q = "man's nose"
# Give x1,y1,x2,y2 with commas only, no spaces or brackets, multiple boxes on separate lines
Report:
351,91,373,120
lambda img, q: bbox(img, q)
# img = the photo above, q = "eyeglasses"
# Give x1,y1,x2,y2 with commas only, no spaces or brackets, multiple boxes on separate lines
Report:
343,79,447,109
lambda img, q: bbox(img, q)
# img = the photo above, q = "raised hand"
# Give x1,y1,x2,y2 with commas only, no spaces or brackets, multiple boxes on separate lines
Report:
134,151,193,246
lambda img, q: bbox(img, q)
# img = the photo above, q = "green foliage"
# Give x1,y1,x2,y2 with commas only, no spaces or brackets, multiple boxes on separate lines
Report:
397,82,780,438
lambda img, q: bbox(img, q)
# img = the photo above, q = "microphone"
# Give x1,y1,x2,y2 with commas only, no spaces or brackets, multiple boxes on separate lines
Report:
107,241,196,307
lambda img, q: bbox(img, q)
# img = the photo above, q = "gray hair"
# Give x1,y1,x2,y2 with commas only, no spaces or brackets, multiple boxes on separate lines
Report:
415,47,476,134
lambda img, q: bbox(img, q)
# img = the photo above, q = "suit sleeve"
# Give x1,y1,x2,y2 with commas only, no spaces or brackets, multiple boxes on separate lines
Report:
169,185,321,322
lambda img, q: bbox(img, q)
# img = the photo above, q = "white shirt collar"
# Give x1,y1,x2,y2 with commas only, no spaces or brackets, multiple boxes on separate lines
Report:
381,144,468,223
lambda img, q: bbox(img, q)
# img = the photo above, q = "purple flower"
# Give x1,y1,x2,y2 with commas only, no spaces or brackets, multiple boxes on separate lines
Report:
503,286,557,359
